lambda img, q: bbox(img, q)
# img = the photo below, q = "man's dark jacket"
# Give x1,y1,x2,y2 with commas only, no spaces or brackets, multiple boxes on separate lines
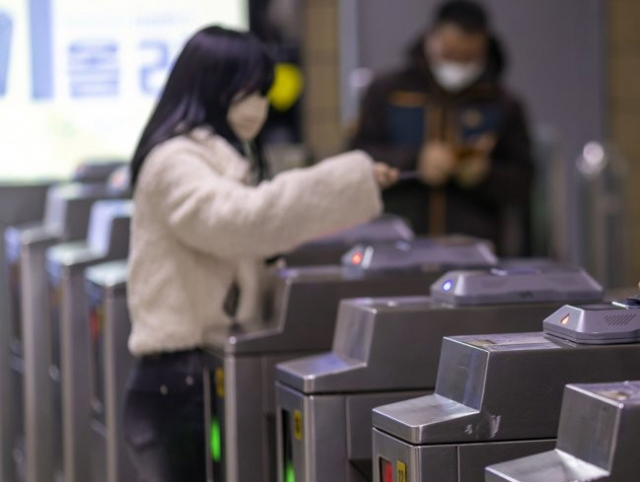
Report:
349,39,534,253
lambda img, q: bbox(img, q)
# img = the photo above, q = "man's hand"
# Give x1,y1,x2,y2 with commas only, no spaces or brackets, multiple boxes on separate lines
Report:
456,134,496,188
417,141,457,186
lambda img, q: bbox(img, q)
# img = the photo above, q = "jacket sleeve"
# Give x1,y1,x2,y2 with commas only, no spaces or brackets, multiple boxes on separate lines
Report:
464,98,535,206
143,148,383,259
348,76,420,171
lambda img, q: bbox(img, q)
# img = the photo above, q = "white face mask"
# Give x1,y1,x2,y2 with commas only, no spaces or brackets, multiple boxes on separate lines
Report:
430,60,484,93
227,92,269,141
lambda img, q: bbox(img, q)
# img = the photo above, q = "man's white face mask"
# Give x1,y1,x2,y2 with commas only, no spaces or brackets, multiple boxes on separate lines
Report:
227,92,269,141
429,60,484,93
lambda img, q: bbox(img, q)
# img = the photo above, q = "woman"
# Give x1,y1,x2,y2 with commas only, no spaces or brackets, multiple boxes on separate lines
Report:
123,26,398,481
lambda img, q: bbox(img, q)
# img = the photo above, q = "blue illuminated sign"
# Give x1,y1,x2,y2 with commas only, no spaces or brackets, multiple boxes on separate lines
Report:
0,0,247,179
29,0,54,99
0,11,11,96
68,41,119,97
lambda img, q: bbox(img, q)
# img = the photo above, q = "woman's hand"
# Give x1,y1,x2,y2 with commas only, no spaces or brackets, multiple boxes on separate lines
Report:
373,162,400,190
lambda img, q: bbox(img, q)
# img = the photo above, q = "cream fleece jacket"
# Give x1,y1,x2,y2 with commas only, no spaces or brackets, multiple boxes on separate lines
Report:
127,128,382,355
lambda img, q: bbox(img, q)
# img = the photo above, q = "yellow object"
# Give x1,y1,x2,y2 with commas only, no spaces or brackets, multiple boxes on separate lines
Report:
268,63,304,112
293,410,303,440
215,368,225,398
397,460,407,482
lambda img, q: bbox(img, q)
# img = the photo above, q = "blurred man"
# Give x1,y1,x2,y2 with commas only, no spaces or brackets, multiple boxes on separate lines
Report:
350,0,533,253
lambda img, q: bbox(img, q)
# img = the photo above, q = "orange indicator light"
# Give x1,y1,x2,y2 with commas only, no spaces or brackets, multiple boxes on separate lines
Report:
351,252,364,265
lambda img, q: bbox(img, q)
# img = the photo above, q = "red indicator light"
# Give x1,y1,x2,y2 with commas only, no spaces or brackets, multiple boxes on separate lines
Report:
380,458,393,482
90,311,99,342
351,252,364,265
90,305,104,344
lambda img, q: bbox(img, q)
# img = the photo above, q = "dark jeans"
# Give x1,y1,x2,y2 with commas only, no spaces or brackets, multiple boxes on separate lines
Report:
123,350,206,482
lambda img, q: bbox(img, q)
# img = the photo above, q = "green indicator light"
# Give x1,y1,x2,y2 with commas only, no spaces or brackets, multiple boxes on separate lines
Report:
210,417,221,463
285,462,295,482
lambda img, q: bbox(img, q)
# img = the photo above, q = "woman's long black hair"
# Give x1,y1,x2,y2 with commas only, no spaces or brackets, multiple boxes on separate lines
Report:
130,26,275,189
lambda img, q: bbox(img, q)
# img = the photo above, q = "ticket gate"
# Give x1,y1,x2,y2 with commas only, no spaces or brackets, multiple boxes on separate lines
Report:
486,380,640,482
275,265,604,482
4,183,129,482
282,215,414,266
72,160,128,184
202,237,498,482
46,200,132,482
84,261,135,482
0,181,52,482
371,295,640,482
